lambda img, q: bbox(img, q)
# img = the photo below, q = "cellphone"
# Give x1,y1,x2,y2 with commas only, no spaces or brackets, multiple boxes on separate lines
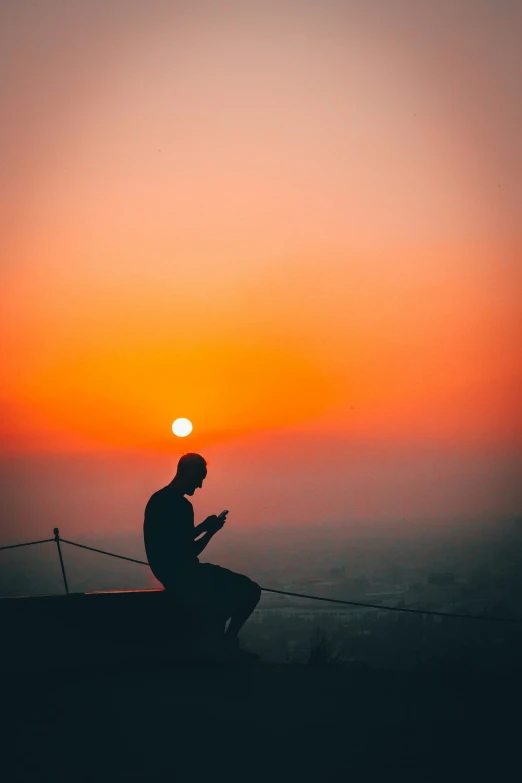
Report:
217,510,228,520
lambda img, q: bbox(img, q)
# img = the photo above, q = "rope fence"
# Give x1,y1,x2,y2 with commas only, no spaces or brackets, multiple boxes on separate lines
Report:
60,538,151,567
1,529,521,625
0,538,54,551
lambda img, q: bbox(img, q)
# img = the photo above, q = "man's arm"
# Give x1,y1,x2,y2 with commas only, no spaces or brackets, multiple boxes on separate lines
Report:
193,515,221,539
193,516,225,555
194,521,207,539
194,530,215,556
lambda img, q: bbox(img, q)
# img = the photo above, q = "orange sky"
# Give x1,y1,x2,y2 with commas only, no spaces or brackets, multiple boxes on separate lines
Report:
1,1,521,537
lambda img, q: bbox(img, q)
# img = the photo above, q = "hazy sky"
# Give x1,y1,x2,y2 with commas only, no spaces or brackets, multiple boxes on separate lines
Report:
1,1,521,544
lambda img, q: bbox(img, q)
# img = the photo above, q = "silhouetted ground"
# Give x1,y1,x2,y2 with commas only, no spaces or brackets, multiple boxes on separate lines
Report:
3,652,520,782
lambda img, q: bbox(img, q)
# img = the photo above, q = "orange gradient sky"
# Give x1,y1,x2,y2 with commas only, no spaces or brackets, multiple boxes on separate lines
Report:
1,1,521,540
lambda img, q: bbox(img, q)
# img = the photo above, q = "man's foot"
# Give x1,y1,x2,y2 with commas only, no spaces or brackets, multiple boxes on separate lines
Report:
224,635,260,662
189,633,260,663
237,648,260,662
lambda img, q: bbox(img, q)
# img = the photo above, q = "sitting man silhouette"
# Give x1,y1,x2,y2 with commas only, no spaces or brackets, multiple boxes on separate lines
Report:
144,453,261,661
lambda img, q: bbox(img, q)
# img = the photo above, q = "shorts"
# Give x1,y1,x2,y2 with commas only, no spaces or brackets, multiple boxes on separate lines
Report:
164,563,259,621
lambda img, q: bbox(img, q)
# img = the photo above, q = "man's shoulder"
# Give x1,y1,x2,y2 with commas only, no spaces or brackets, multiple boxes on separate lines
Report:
145,486,169,513
146,485,167,503
145,487,191,513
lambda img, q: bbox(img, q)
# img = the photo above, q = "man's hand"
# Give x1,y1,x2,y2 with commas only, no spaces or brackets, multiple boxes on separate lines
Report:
202,514,225,535
193,513,227,555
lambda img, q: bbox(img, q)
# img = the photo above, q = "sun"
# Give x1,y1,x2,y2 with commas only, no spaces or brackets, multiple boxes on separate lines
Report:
172,418,193,437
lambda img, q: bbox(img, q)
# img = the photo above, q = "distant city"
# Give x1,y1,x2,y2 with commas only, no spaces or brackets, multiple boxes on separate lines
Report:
2,517,522,670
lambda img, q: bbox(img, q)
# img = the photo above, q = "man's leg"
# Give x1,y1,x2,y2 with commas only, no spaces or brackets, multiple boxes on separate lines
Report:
225,582,261,638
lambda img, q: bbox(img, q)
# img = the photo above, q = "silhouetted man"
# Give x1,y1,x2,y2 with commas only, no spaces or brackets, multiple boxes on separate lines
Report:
144,453,261,661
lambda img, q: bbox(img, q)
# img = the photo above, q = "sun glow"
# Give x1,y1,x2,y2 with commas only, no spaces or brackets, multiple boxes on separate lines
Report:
172,418,193,437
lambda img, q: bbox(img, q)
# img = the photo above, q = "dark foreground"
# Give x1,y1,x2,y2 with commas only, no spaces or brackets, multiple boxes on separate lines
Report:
3,651,520,783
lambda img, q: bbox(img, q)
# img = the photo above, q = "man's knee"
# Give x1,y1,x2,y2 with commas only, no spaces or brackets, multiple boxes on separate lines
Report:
250,581,261,605
235,578,261,612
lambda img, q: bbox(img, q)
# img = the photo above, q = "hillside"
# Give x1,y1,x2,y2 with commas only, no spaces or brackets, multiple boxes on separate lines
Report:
3,653,518,782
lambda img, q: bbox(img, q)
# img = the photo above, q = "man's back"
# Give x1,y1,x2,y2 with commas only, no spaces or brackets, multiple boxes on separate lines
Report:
143,486,198,586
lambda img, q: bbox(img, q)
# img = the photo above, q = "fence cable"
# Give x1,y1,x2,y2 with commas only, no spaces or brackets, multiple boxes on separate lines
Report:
61,538,522,624
0,538,54,551
260,587,522,623
60,538,149,566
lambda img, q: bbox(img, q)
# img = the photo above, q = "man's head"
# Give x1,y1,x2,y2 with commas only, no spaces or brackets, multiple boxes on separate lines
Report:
173,453,207,495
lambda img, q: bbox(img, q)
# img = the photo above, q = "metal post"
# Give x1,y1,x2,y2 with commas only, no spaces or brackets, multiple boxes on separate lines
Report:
53,527,69,594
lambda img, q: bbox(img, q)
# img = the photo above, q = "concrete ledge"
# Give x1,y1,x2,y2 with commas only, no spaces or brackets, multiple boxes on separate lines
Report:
0,589,224,649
